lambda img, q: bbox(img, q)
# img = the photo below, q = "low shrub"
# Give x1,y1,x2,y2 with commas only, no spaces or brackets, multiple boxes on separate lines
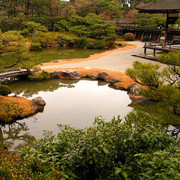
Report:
28,71,50,80
28,74,44,80
20,29,29,36
30,42,41,51
41,71,51,80
142,36,150,42
57,34,75,47
124,33,135,41
86,41,106,49
74,37,87,48
95,40,106,49
32,67,41,73
0,85,12,96
86,43,96,49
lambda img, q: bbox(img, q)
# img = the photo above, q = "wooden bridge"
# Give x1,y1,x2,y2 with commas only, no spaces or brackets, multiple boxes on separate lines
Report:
144,42,180,56
133,42,180,61
0,69,28,79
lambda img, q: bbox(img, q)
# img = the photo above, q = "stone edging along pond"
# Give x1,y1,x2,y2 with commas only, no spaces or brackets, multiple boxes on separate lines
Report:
0,68,146,124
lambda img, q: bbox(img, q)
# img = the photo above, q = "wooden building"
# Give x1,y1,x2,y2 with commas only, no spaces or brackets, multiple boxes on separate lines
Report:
136,0,180,43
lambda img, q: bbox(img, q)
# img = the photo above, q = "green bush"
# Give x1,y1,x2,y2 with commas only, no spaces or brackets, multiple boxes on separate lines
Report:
95,40,106,49
142,36,150,42
0,85,12,96
41,71,51,80
74,37,87,48
86,41,106,49
32,67,41,73
57,34,75,47
20,29,29,36
28,71,50,81
30,42,41,51
22,111,179,179
124,33,135,41
86,43,96,49
28,74,44,80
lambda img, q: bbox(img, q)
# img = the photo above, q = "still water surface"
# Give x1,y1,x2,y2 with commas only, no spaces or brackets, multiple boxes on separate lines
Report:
0,79,133,149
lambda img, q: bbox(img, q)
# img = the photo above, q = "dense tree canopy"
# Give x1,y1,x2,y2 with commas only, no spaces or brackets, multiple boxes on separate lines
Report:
0,30,33,72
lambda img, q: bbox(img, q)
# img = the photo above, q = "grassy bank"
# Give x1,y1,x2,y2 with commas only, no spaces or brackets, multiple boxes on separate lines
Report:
0,96,37,123
0,48,105,69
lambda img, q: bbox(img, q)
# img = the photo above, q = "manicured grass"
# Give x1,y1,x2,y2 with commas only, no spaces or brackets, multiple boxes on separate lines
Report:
0,48,105,69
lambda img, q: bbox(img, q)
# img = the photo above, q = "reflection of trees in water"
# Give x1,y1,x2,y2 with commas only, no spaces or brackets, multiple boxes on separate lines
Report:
130,100,180,126
0,122,35,150
130,100,180,138
8,79,79,98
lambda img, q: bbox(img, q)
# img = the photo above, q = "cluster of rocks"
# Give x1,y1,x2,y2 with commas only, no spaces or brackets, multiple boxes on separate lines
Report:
88,72,122,86
50,70,81,80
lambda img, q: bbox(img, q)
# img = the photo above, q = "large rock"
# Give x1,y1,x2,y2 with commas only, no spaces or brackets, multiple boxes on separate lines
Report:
31,104,39,111
106,78,122,84
33,97,46,106
97,72,109,81
60,70,81,79
128,84,142,95
128,84,146,102
50,71,60,79
89,74,98,80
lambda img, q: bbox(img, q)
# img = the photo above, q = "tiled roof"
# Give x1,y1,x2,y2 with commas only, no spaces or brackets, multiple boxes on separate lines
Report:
136,0,180,13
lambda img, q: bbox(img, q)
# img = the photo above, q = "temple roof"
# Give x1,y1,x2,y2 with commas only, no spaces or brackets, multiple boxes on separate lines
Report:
136,0,180,13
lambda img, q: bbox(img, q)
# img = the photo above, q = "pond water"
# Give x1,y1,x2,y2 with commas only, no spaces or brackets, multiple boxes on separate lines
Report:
0,79,133,150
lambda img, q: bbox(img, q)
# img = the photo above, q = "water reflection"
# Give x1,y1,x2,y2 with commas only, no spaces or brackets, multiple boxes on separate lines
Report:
8,79,78,98
130,100,180,139
130,100,180,127
0,122,35,150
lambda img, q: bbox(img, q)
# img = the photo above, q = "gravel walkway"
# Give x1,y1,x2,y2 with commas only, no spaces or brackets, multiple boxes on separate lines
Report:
41,41,166,73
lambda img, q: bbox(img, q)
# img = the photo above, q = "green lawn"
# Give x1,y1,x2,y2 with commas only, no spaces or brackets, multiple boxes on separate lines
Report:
0,48,105,69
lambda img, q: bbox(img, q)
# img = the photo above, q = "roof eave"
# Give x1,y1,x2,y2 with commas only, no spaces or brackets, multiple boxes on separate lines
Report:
136,8,180,14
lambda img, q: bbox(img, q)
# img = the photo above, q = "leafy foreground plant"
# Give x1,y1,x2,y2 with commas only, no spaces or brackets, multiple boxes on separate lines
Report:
21,111,180,180
0,148,61,180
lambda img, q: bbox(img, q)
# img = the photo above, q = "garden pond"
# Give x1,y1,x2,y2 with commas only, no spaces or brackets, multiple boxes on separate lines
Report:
0,79,179,150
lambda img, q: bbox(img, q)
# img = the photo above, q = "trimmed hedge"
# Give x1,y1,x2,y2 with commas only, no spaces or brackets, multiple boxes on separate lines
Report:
124,33,135,41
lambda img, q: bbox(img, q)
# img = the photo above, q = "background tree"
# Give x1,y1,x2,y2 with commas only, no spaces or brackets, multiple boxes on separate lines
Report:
0,30,33,73
133,13,166,29
159,51,180,87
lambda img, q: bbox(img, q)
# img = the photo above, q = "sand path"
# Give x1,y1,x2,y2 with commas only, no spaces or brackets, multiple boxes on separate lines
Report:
40,41,166,73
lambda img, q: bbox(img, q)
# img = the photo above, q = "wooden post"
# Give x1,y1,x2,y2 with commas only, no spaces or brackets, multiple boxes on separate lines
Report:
164,12,169,47
144,47,147,55
153,49,156,56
